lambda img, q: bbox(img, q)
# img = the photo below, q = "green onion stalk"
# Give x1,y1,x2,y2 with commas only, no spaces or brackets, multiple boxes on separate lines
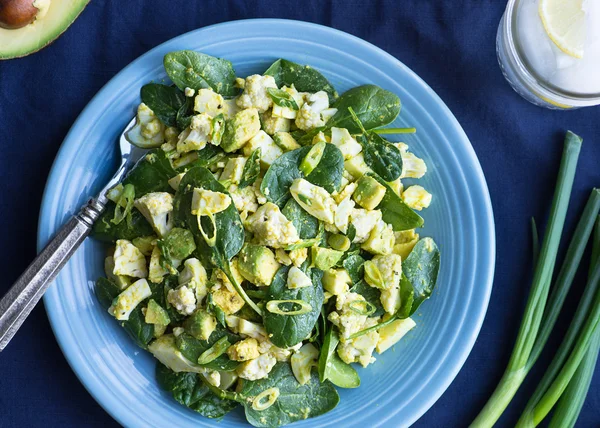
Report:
471,132,584,427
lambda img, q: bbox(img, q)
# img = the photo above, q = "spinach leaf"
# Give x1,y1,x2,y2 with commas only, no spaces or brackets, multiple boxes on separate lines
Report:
264,59,337,102
123,149,178,197
156,363,238,418
369,173,424,231
261,144,343,207
403,237,440,315
264,266,324,348
266,88,299,110
175,330,240,371
318,329,360,388
92,205,154,243
176,96,194,131
164,51,238,97
397,273,415,319
328,85,401,133
358,132,403,182
349,280,385,318
282,198,319,239
175,145,226,173
140,83,186,128
239,148,261,189
342,254,365,284
94,277,154,349
173,166,261,314
240,362,339,427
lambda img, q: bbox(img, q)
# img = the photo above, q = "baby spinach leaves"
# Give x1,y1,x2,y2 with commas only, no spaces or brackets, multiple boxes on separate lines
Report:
164,51,238,97
264,59,337,102
266,88,299,110
175,330,240,371
239,148,261,189
173,166,261,315
93,203,154,243
240,362,339,427
156,363,239,419
94,278,155,349
342,254,365,284
140,83,187,128
261,144,343,207
175,145,226,173
350,280,385,318
329,85,401,133
282,198,319,239
403,238,440,315
176,97,195,131
264,266,324,348
318,329,360,388
123,149,178,197
369,174,424,231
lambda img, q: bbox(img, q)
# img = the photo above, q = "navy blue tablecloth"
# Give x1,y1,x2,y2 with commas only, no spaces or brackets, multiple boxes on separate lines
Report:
1,1,599,426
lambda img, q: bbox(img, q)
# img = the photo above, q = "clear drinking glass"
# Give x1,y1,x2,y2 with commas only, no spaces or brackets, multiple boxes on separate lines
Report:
496,0,600,109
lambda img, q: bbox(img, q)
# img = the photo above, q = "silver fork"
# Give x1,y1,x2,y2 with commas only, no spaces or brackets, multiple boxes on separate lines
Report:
0,118,144,352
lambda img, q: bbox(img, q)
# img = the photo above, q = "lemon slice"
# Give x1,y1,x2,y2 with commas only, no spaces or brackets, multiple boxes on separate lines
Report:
539,0,586,59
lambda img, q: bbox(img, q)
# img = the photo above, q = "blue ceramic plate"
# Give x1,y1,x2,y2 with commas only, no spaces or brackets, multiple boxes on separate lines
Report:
38,19,495,428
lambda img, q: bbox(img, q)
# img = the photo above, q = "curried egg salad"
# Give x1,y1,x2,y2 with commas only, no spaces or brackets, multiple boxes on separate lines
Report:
92,51,441,427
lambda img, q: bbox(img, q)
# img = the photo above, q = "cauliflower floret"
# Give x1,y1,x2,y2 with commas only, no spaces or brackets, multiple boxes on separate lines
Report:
191,188,232,215
289,178,336,224
294,91,329,131
291,343,319,385
177,113,213,153
134,192,174,238
272,85,304,119
113,239,148,278
230,186,259,220
289,247,308,267
252,178,268,205
364,254,403,315
184,87,195,97
179,258,209,304
328,292,369,339
400,151,427,178
167,285,197,315
245,202,300,248
257,339,301,361
337,317,380,367
227,338,261,361
111,278,152,321
125,103,165,148
194,88,225,116
402,185,432,211
236,353,277,380
236,74,278,113
349,208,382,243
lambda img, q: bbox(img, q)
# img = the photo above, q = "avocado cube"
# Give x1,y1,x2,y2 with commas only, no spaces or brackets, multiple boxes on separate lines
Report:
344,153,373,179
183,308,217,341
220,108,261,153
376,317,416,354
237,244,281,286
104,256,132,290
145,299,171,325
353,176,387,210
273,132,301,152
311,246,344,271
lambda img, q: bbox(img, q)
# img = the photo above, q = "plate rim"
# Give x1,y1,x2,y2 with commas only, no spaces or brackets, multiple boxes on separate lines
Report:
37,18,496,427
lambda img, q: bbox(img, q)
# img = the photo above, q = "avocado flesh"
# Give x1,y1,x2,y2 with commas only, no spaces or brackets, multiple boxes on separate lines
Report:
0,0,89,60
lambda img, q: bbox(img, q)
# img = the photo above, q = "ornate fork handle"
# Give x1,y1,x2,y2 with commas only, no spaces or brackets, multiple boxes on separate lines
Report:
0,198,105,352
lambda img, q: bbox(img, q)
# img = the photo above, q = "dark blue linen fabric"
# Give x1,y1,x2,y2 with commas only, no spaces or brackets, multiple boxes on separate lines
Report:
0,1,599,426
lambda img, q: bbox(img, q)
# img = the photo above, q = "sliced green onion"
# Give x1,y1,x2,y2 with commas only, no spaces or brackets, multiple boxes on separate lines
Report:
348,314,397,340
197,212,217,247
300,141,326,176
197,336,230,365
111,183,135,226
328,234,350,252
348,300,376,316
252,387,280,411
246,289,269,300
531,217,540,268
472,131,583,427
266,299,312,315
211,113,225,144
373,127,416,134
364,261,384,289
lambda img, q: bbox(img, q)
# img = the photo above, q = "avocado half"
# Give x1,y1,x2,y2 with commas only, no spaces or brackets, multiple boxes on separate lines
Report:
0,0,89,60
